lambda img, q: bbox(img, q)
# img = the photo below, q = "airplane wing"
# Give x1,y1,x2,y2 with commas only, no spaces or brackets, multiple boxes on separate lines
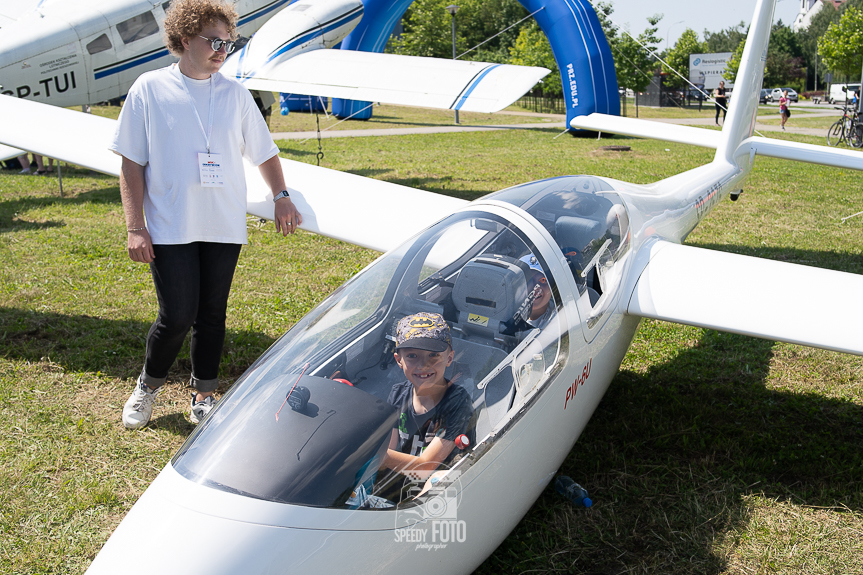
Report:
244,158,467,252
628,240,863,356
227,50,550,114
570,113,722,148
0,96,120,175
571,113,863,171
0,95,466,253
0,143,24,162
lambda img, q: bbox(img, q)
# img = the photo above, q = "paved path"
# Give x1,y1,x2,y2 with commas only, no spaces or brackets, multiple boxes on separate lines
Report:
270,106,842,141
271,121,563,141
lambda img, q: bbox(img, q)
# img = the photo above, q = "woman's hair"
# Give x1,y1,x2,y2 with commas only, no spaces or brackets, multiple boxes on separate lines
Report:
164,0,238,56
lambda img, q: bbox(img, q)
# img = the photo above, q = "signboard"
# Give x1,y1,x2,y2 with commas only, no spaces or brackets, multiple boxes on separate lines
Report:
689,53,733,90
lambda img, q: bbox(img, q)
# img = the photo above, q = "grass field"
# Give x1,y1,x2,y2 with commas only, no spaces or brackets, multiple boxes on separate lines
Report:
87,102,563,132
2,109,863,574
756,113,844,130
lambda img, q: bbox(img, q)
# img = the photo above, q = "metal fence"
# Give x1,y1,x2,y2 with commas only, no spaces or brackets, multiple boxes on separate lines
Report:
516,91,566,114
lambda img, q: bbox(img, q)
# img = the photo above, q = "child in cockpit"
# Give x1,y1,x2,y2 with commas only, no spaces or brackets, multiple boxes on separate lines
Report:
520,254,553,329
382,312,473,480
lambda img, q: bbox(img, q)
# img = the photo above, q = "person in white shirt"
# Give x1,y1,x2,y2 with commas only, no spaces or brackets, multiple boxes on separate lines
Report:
112,0,302,429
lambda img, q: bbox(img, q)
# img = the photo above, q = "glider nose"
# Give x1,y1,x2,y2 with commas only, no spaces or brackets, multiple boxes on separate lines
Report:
84,465,404,574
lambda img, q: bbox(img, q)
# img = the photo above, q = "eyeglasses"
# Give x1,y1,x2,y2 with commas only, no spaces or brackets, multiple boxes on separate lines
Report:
198,35,236,54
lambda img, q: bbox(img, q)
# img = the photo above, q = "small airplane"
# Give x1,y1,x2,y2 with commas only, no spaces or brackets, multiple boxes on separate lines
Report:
0,0,547,113
0,0,547,164
1,0,862,573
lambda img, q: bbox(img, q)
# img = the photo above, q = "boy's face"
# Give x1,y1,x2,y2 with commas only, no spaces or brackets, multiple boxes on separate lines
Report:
529,272,551,318
394,347,454,392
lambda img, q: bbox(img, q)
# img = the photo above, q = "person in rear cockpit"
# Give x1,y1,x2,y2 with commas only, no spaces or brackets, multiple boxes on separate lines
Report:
519,254,553,329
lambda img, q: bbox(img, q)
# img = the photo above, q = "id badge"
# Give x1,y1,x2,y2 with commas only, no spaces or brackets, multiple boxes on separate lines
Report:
198,153,225,187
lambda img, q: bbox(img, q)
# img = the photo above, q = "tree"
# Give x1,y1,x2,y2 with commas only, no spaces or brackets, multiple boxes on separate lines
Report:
662,28,706,89
723,37,745,83
819,5,863,79
704,21,747,52
391,0,455,58
456,0,529,62
609,15,662,117
795,1,841,89
614,17,662,93
764,21,805,88
724,22,805,88
391,0,529,62
508,21,561,96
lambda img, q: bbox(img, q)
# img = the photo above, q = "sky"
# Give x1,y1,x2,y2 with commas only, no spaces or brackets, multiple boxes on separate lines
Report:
600,0,802,51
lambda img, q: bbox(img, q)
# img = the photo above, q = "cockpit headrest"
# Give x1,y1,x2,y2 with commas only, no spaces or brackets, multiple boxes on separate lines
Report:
451,256,528,331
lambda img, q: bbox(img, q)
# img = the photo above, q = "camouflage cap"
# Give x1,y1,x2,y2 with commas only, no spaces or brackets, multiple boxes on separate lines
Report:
395,312,452,352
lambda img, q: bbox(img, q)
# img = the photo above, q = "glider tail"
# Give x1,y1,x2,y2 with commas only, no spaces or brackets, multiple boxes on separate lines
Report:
713,0,773,168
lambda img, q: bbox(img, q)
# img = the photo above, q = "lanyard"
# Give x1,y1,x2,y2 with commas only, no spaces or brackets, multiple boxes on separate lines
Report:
179,71,215,154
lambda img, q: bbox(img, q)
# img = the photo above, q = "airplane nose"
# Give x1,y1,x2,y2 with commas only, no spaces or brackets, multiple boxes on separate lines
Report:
86,491,339,574
85,465,411,574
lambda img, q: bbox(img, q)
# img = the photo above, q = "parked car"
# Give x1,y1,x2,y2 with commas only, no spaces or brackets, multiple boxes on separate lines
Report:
759,89,772,104
770,87,798,102
828,83,861,105
687,88,708,101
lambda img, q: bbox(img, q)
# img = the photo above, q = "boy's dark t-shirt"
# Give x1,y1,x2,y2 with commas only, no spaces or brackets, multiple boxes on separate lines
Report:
387,380,472,456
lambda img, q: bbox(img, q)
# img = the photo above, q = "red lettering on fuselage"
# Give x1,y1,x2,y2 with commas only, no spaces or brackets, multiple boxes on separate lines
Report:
564,358,592,409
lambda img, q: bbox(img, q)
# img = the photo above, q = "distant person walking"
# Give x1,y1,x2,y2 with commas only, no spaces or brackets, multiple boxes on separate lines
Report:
714,81,728,125
112,0,302,430
779,90,790,130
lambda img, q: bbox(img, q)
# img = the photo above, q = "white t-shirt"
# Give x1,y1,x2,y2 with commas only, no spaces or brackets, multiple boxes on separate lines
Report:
110,64,278,245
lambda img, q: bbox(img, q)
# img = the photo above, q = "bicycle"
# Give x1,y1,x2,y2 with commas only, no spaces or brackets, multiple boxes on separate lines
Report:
827,104,863,148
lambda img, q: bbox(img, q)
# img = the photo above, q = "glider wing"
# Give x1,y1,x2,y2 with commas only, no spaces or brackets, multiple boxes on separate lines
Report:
628,241,863,356
0,95,466,253
0,95,121,175
570,113,863,171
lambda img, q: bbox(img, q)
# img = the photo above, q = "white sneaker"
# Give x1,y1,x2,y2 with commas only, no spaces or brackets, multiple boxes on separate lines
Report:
190,393,216,424
123,381,160,430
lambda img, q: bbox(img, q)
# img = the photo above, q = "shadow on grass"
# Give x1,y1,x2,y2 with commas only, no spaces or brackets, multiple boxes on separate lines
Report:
275,145,322,158
478,330,863,575
0,307,276,382
379,175,496,201
691,241,863,275
0,183,120,234
148,411,197,435
343,168,394,179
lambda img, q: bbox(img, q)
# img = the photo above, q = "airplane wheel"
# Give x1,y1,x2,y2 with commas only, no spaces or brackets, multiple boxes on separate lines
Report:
827,120,844,146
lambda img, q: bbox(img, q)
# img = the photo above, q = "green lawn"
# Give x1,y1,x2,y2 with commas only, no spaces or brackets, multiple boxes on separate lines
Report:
86,102,561,133
757,113,845,130
2,114,862,574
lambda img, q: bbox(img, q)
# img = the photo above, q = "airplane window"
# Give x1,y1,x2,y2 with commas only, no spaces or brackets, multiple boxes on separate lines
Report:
116,12,159,44
171,211,563,510
86,34,112,55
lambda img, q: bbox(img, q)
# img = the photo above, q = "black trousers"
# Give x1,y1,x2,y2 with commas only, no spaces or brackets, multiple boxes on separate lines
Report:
142,242,242,393
715,101,727,123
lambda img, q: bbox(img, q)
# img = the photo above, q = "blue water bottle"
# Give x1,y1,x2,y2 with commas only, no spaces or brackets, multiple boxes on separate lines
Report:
554,475,593,507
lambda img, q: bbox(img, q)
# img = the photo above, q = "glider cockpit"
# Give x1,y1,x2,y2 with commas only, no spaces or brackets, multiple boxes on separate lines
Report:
171,176,631,511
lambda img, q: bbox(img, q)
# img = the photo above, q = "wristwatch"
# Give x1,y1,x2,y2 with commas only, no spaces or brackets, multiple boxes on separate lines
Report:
273,189,290,202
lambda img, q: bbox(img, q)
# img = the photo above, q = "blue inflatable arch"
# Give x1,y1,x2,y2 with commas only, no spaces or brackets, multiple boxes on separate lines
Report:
332,0,620,128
